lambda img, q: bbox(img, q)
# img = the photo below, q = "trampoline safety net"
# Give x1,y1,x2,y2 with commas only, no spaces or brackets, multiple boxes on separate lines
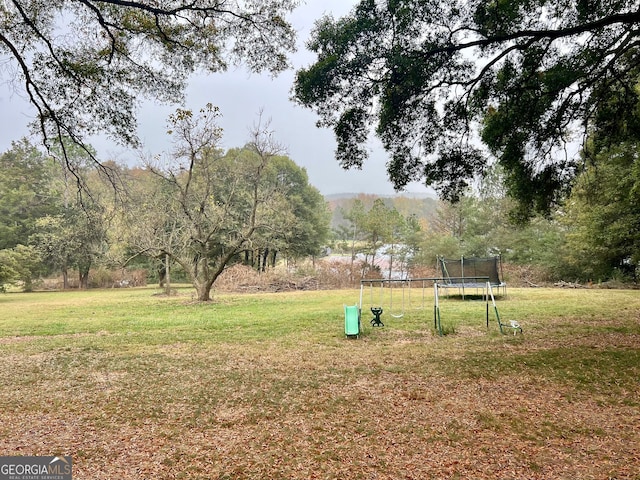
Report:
439,256,503,286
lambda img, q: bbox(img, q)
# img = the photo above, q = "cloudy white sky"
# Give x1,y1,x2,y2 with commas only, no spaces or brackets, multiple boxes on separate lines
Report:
0,1,434,196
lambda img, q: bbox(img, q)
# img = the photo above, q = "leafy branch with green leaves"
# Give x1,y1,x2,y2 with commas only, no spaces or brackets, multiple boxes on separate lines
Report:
294,0,640,218
1,0,298,184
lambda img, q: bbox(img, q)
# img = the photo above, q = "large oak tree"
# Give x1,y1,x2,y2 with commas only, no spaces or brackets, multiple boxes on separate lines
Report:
293,0,640,217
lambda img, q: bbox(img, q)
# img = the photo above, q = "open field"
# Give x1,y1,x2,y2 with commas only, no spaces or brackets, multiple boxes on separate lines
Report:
0,286,639,479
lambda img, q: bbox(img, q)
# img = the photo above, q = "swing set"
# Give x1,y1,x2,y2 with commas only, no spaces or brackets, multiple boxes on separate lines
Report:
358,277,431,329
348,276,520,337
358,277,437,326
359,278,414,324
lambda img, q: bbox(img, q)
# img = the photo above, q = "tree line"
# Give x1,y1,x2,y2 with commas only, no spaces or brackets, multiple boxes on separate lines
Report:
1,128,637,296
330,160,639,285
0,108,330,300
3,106,639,298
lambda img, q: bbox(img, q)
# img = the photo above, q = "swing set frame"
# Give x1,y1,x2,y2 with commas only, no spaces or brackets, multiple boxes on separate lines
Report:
358,277,514,336
359,278,416,319
359,277,439,330
359,276,489,318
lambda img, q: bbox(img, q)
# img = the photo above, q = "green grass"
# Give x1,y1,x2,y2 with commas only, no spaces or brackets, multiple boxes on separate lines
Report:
0,286,639,479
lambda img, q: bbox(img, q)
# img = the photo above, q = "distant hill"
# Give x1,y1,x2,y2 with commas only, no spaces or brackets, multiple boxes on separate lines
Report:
324,192,440,230
324,192,435,201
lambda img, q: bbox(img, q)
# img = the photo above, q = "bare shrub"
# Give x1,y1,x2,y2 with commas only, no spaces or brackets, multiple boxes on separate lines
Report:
215,264,265,292
501,263,555,287
109,269,148,287
408,265,439,279
39,268,149,290
313,259,364,289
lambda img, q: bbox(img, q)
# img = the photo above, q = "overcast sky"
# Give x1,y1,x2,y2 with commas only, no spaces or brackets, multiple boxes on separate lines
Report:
0,1,434,197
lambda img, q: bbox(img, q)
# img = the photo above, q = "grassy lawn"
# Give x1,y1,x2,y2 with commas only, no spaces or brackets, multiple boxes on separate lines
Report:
0,286,639,479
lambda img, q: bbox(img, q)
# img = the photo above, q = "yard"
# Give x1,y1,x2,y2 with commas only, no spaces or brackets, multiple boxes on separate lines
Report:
0,286,638,479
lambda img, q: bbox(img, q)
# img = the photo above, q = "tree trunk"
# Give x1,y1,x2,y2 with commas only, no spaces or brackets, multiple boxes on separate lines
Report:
192,255,215,301
195,283,212,301
79,269,89,289
62,266,69,289
164,254,171,296
158,263,166,288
